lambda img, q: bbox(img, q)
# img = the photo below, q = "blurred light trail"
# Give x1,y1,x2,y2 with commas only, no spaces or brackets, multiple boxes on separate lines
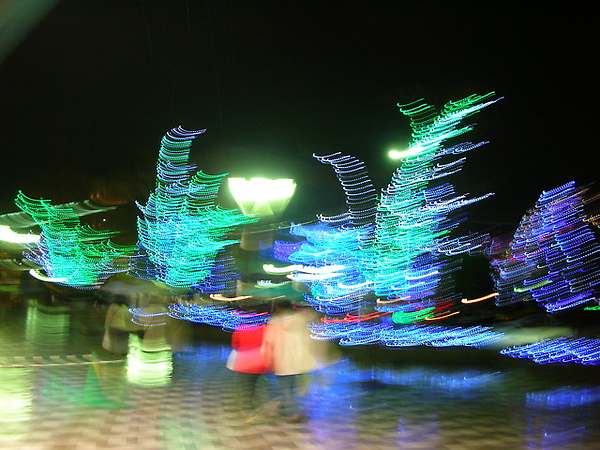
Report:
0,0,61,64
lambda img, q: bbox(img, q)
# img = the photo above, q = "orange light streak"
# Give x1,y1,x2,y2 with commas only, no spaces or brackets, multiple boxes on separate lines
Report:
461,292,499,304
322,311,392,323
424,311,460,321
209,294,253,301
376,297,410,304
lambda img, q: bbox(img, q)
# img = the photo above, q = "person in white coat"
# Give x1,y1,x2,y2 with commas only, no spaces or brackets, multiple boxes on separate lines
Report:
262,300,336,422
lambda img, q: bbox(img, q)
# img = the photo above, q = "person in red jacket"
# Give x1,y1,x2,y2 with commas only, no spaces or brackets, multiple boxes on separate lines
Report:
226,321,271,417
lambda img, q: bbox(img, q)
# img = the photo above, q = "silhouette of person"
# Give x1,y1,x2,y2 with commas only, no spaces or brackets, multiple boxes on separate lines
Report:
226,321,271,417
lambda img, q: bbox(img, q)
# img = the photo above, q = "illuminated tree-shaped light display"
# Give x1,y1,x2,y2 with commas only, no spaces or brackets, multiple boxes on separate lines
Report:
492,181,600,313
270,153,377,314
272,93,505,347
135,126,257,293
15,192,136,288
368,93,498,322
277,94,498,318
287,154,377,314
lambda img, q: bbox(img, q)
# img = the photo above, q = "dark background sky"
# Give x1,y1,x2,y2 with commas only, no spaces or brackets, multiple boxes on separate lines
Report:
0,1,598,235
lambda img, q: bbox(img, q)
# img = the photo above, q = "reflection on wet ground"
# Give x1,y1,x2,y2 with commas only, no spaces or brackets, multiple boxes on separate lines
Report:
1,288,600,449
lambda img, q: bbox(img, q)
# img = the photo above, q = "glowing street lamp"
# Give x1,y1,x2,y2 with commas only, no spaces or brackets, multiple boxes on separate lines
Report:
388,144,425,160
227,178,296,221
227,178,297,290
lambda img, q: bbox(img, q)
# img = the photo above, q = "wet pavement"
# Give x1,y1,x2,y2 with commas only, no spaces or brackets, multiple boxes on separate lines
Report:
1,284,600,449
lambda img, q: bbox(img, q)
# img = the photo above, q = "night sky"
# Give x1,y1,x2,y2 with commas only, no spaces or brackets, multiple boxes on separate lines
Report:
0,1,598,235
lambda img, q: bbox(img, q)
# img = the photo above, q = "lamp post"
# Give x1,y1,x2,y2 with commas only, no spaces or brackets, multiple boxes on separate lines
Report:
227,177,296,251
227,178,296,296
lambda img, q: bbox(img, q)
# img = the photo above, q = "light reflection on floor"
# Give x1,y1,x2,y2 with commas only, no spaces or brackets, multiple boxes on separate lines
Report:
1,290,600,449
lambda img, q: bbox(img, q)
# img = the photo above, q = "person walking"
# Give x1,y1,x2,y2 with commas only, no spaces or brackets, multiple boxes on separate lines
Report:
226,321,271,418
262,300,334,423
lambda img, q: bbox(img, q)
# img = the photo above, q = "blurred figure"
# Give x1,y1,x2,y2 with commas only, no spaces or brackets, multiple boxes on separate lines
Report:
262,300,338,423
102,301,143,355
226,321,271,418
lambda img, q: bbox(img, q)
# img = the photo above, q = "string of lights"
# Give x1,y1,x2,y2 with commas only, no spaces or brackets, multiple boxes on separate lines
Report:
492,181,600,312
135,126,257,292
273,93,499,323
500,336,600,365
15,191,136,288
309,320,504,348
168,302,269,331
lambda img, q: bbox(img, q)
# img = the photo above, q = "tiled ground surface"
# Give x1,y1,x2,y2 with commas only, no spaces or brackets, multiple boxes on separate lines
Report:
2,288,600,449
